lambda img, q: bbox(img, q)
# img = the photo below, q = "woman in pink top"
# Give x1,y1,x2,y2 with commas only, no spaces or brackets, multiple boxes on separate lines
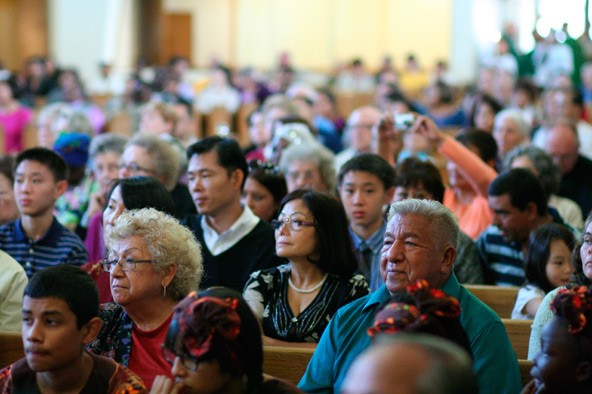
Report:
0,80,32,154
414,117,497,239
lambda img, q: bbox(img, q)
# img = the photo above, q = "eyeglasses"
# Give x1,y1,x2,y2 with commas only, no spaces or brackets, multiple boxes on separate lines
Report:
118,162,155,175
162,345,199,371
100,257,157,273
271,216,316,231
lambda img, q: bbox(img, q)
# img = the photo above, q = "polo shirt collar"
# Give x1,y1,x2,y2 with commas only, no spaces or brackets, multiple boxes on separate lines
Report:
361,273,461,313
15,217,61,245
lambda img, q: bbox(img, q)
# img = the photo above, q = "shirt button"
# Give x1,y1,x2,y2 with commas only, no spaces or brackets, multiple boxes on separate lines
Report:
25,262,32,267
29,249,34,253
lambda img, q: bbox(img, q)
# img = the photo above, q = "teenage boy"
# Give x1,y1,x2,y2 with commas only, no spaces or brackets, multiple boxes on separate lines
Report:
338,153,396,291
0,265,146,392
0,148,88,278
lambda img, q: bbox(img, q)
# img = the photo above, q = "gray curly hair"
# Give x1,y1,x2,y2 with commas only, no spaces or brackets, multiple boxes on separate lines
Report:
105,208,203,301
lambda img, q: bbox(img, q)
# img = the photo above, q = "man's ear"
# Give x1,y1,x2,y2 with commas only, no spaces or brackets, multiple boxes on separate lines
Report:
232,169,245,190
524,201,539,219
81,317,103,345
55,179,68,197
440,245,456,275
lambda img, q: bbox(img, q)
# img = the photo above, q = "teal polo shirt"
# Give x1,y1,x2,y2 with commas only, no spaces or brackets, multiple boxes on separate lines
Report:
298,273,521,394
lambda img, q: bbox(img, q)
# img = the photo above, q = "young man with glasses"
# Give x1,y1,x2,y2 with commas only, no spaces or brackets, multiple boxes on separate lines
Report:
183,136,282,292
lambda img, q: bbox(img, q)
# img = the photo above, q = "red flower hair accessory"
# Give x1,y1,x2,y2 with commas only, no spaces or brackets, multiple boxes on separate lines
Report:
551,286,592,335
175,292,241,359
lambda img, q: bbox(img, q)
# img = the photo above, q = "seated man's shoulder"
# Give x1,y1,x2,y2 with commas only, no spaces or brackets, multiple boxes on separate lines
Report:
458,285,504,329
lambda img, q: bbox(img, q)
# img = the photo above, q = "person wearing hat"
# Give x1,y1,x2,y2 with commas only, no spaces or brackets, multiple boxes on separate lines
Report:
53,131,96,233
151,287,302,394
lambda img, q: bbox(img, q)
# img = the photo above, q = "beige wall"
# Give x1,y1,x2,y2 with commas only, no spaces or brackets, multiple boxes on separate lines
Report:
165,0,453,71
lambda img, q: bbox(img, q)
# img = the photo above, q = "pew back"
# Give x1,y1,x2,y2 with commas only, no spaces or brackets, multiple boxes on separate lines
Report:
262,345,314,385
502,318,532,359
0,331,24,369
465,284,519,318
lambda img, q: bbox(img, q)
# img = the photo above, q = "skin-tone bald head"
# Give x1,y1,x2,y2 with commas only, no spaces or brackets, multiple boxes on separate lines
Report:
346,106,382,152
544,122,579,176
341,342,430,394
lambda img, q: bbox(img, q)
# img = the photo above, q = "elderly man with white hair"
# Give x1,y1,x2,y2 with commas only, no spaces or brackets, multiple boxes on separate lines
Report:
492,108,530,163
298,199,521,394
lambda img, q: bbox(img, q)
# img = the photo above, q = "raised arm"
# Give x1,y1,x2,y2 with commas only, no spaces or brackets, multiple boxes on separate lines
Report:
413,115,497,197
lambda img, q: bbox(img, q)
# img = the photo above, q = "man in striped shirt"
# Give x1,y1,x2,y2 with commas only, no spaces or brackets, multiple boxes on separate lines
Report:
0,148,87,278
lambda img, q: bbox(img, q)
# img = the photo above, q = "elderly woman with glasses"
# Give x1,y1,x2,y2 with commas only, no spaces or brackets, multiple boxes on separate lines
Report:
243,189,368,347
88,208,203,389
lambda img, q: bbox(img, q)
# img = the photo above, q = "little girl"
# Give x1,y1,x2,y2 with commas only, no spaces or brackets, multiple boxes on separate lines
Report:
512,224,575,320
524,285,592,393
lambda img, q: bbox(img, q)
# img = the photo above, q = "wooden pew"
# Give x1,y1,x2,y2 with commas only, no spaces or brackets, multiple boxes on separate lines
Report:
235,102,257,148
0,331,24,369
519,359,533,388
262,345,314,385
464,284,520,318
502,318,532,359
334,92,374,119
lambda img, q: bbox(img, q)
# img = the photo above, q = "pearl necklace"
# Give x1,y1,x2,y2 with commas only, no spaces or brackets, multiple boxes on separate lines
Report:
288,274,329,294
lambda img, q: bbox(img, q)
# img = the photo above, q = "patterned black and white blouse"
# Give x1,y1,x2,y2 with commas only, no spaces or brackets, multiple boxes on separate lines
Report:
243,264,369,343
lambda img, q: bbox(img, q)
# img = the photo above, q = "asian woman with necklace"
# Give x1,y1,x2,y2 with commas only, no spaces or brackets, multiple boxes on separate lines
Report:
243,189,369,347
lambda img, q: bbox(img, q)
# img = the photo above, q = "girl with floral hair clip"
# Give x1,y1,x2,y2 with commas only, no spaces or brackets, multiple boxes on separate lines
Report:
151,287,302,394
525,286,592,393
368,279,473,359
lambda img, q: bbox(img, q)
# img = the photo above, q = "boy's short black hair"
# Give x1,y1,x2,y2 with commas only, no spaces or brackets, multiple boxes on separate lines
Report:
15,148,69,182
395,158,445,203
24,265,99,329
488,168,548,216
338,153,396,190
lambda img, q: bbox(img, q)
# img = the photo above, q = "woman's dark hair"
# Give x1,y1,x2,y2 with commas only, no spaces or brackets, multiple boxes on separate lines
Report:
468,93,502,128
456,129,498,164
165,287,264,393
525,223,576,293
0,78,20,100
368,279,473,360
104,176,176,216
572,213,592,287
279,189,358,278
247,160,287,216
0,155,15,184
433,80,454,104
